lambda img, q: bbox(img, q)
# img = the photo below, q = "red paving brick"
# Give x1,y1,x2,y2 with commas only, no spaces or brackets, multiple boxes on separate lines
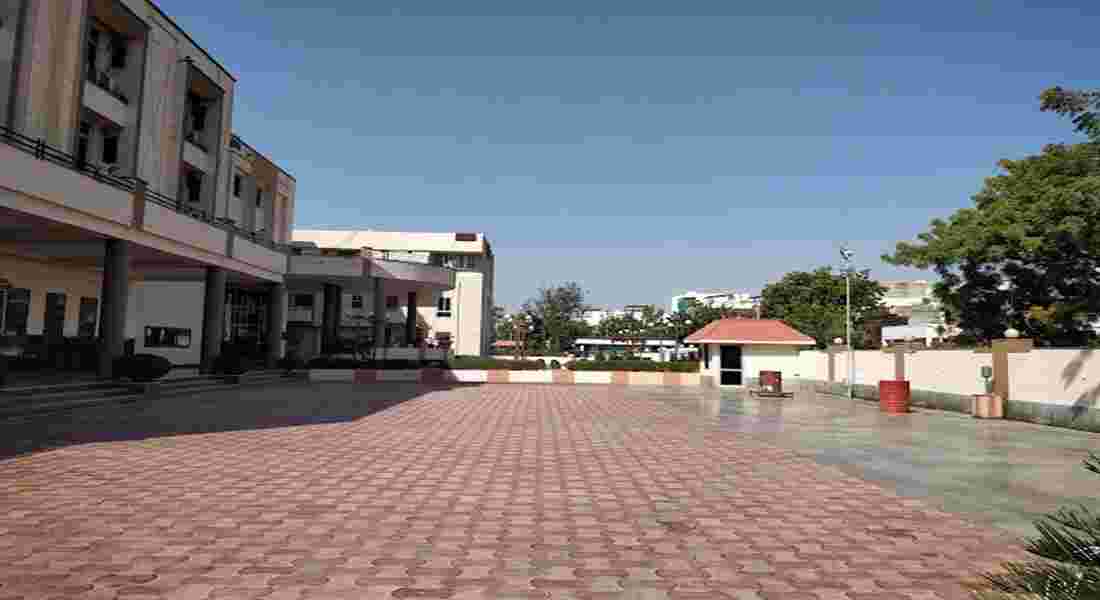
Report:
0,384,1023,599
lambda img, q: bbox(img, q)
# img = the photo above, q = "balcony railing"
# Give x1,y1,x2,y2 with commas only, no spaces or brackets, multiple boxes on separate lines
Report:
0,123,283,251
1,123,135,192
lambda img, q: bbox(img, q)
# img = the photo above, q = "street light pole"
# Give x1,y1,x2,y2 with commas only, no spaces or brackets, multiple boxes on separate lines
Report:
840,246,855,400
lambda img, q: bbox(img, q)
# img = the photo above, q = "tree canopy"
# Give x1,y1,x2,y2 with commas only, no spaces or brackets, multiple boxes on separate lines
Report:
521,282,590,353
884,140,1100,345
760,267,885,349
1041,86,1100,141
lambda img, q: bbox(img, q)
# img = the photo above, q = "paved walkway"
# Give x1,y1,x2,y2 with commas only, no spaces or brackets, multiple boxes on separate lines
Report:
686,385,1100,536
0,384,1037,599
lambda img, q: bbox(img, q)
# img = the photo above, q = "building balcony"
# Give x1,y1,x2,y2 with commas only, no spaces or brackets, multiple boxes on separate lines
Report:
286,250,455,289
368,255,455,288
83,78,135,127
0,124,288,278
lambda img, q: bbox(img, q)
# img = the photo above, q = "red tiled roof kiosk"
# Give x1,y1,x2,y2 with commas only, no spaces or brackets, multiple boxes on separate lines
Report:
685,319,816,387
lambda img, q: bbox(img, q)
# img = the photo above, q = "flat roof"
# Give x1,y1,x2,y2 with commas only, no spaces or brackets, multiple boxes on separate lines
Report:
232,134,296,180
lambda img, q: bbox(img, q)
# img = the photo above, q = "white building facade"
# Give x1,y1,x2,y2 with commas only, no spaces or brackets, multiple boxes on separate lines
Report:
291,230,495,357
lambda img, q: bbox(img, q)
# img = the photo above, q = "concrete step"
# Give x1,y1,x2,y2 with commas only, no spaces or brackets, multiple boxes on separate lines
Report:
0,370,309,420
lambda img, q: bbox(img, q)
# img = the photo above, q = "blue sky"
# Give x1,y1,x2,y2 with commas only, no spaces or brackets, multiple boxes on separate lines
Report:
161,0,1100,310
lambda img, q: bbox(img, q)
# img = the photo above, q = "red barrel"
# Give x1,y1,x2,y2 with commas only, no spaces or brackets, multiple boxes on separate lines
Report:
879,380,911,414
760,371,783,393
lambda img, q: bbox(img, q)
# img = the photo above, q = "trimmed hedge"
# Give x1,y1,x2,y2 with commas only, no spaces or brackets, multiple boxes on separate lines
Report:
447,357,546,371
114,353,172,382
306,357,426,370
567,360,699,373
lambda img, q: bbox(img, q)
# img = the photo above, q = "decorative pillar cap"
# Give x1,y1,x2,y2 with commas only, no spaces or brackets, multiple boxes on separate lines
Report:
1004,327,1020,338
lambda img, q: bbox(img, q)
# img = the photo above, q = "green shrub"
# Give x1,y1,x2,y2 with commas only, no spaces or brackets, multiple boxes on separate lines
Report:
213,351,254,375
550,359,561,370
114,353,172,382
448,356,544,370
567,360,699,373
534,359,546,370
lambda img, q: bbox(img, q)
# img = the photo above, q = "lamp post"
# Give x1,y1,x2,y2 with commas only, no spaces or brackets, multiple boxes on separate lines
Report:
840,246,855,400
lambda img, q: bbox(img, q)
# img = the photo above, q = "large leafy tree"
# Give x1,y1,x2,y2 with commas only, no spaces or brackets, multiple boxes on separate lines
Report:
884,140,1100,345
493,306,513,342
1041,87,1100,141
760,268,886,349
521,282,589,354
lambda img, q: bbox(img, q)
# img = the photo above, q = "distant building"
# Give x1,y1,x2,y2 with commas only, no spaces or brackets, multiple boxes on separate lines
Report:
879,280,951,346
581,308,609,328
880,280,935,318
671,290,758,314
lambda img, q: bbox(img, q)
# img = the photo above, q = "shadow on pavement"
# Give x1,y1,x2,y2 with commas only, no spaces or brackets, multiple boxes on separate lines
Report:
0,382,472,460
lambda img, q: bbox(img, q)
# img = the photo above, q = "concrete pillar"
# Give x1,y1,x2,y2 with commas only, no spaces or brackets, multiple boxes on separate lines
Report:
321,283,341,353
201,267,227,372
266,283,286,368
97,239,130,377
405,291,417,347
372,278,385,355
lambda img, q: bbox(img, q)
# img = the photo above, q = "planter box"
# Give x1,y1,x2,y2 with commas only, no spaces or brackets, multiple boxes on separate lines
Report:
972,393,1004,419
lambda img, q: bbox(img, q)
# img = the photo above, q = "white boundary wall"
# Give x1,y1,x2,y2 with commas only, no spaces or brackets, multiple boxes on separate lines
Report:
798,348,1100,407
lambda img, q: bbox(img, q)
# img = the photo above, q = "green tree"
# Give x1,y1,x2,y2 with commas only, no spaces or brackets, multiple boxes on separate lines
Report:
760,268,886,349
521,282,588,354
884,140,1100,345
1041,87,1100,141
493,307,513,342
978,453,1100,599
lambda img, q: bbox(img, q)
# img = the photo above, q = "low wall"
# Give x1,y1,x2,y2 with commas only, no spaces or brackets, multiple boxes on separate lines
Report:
309,369,701,386
813,380,1100,432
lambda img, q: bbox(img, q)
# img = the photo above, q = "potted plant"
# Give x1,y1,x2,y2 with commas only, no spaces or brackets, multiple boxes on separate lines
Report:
972,365,1003,419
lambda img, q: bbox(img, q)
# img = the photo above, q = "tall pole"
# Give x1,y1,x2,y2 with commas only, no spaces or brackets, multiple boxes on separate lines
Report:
841,245,855,400
846,268,853,399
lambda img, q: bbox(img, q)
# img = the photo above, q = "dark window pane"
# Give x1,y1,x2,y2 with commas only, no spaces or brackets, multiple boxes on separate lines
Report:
385,296,398,309
3,288,30,336
233,174,242,197
102,134,119,165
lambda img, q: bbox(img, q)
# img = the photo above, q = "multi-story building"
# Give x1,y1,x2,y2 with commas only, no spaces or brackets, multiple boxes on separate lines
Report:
670,290,758,313
0,0,296,375
581,307,608,328
0,0,455,376
291,230,495,357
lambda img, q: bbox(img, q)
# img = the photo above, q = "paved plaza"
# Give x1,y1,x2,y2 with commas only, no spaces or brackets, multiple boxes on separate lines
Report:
2,382,1094,599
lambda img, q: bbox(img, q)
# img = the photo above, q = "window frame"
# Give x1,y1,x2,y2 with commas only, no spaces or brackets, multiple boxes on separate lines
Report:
437,296,452,317
143,326,192,349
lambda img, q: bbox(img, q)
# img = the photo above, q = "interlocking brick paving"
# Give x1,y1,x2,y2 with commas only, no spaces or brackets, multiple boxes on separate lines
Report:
0,384,1024,599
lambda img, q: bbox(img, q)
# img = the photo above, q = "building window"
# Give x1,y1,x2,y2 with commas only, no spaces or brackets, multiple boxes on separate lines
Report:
291,294,314,308
385,295,398,309
183,169,203,203
144,326,191,348
437,297,452,317
101,129,119,165
78,297,98,338
233,174,242,197
255,187,263,208
77,122,92,167
351,295,363,309
2,288,30,336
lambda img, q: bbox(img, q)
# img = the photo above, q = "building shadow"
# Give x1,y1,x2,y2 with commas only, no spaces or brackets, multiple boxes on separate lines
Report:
0,381,476,460
1061,349,1100,418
